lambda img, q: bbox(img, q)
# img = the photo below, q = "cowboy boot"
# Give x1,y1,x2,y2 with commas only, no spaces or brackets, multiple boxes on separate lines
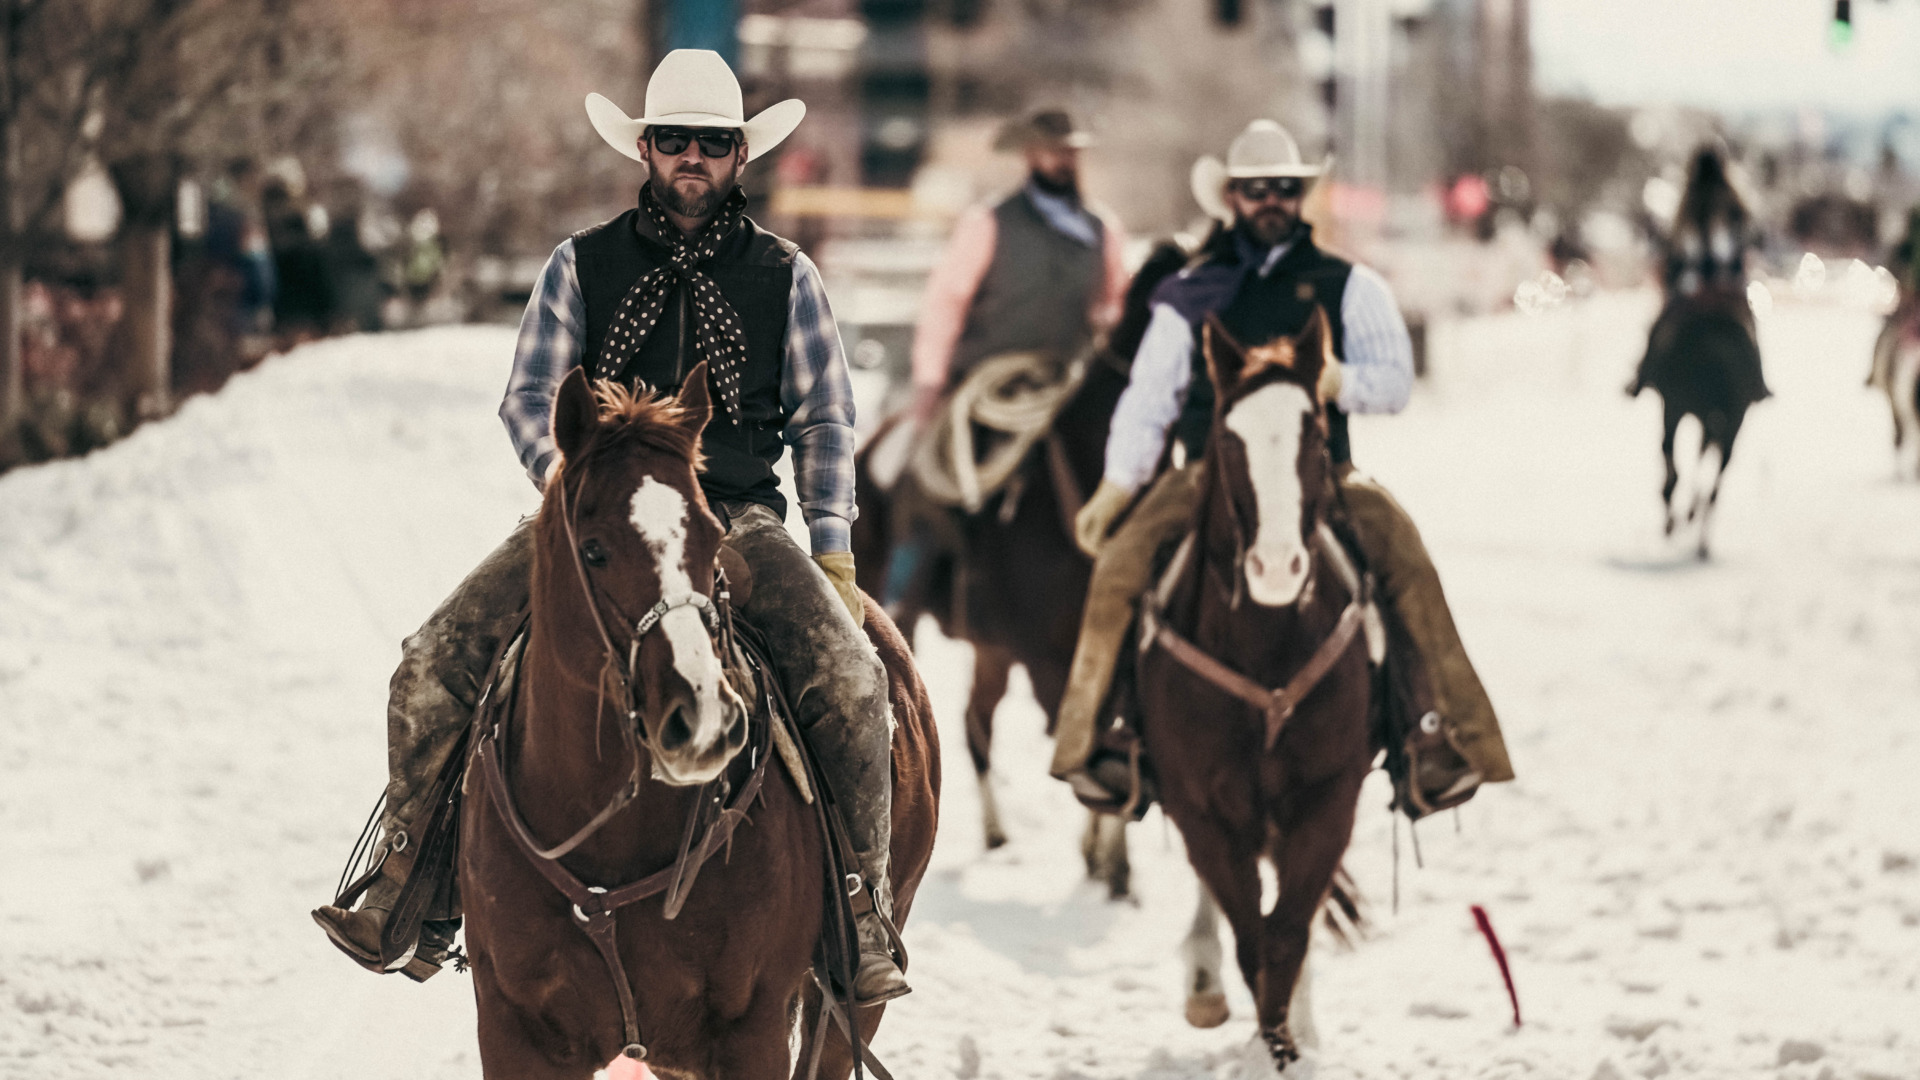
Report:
311,847,460,982
313,519,534,977
851,846,911,1004
801,695,908,1002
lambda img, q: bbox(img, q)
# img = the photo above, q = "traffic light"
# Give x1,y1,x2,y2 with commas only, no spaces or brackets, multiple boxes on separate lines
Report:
1831,0,1853,47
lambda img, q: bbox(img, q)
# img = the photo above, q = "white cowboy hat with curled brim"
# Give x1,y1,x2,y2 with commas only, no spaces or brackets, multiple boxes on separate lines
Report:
586,49,805,164
1190,119,1331,222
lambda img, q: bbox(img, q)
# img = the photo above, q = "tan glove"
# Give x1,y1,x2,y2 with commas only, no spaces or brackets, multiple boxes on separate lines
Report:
1073,479,1133,559
1317,358,1345,405
813,551,865,627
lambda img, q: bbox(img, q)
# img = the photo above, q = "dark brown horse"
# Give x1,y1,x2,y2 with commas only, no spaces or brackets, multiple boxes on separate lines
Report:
1137,312,1375,1070
852,241,1191,895
459,365,939,1079
1631,291,1769,559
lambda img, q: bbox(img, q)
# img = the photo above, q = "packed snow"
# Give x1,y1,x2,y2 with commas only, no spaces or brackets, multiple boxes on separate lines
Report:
2,293,1917,1080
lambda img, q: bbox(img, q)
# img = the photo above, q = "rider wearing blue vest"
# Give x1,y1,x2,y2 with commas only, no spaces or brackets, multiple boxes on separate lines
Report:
1050,120,1514,815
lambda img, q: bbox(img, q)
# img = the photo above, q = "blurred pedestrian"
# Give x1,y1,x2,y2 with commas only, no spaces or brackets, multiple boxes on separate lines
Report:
263,167,335,340
401,209,444,307
203,159,276,342
322,178,384,334
1052,119,1514,816
877,108,1130,615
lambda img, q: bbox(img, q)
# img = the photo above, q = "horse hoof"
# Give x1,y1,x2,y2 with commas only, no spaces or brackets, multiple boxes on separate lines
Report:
1185,991,1230,1029
983,829,1008,851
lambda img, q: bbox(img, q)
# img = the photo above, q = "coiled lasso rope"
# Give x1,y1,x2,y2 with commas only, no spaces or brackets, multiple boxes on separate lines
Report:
908,349,1089,512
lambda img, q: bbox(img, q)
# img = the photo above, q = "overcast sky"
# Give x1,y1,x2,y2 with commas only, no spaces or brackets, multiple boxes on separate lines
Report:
1531,0,1920,115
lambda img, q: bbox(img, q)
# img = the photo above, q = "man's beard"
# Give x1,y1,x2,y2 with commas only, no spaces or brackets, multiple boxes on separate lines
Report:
651,172,729,220
1029,168,1080,199
1238,208,1299,248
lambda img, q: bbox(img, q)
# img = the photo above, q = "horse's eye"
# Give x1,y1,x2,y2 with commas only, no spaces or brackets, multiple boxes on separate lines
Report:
582,539,609,568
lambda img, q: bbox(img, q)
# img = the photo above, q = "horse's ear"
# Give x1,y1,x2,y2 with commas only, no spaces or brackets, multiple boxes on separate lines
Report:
676,360,713,438
1202,313,1248,398
1293,306,1331,398
552,366,598,460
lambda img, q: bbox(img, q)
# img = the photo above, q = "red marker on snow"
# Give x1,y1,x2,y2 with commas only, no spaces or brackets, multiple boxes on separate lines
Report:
1471,904,1521,1027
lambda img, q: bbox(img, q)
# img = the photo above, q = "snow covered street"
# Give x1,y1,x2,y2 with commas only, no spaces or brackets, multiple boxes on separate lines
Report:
3,295,1917,1080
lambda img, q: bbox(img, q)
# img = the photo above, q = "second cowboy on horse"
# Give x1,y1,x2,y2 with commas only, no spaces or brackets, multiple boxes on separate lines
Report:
312,50,911,1003
1051,120,1515,815
876,109,1130,617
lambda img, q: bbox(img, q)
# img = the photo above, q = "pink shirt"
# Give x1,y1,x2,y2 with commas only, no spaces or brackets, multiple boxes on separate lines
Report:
910,200,1131,392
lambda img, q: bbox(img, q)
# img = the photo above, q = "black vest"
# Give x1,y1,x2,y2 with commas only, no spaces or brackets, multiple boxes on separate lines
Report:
572,206,797,515
1174,234,1356,466
949,190,1105,382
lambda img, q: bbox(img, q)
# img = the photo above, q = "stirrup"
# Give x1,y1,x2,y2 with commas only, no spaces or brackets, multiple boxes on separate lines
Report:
1060,747,1151,820
1397,713,1482,819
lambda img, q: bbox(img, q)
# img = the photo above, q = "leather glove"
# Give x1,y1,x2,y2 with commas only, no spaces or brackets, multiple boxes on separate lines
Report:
1317,359,1345,405
813,551,865,628
1074,479,1133,559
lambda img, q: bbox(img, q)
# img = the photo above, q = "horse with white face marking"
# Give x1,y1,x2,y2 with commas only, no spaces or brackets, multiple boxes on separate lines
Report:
458,365,940,1080
1136,311,1374,1072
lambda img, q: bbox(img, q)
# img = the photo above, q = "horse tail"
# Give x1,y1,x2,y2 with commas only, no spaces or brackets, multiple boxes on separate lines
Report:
1320,864,1367,946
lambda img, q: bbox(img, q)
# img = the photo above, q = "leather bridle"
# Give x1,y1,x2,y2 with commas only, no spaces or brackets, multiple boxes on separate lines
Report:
1141,404,1374,750
472,461,769,1064
530,462,728,861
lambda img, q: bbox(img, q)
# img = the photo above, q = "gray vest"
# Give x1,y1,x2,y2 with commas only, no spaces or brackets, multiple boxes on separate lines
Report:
948,190,1105,383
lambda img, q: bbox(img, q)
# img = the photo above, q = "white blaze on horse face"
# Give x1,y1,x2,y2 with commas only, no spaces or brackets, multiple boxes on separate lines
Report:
1225,382,1315,607
629,476,728,762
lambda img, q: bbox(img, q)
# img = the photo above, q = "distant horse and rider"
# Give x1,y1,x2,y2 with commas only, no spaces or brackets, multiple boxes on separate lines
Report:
1628,145,1772,558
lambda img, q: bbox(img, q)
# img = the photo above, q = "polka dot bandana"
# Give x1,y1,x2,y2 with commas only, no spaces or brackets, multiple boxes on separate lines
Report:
593,185,751,423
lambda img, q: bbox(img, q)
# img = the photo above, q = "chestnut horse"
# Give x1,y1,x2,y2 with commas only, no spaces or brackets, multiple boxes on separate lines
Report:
459,365,939,1079
1137,312,1375,1070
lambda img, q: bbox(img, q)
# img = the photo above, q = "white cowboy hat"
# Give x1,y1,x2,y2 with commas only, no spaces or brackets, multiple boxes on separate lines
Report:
1190,119,1331,222
586,49,805,165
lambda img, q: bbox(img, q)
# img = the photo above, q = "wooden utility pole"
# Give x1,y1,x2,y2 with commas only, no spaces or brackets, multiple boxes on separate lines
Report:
0,0,23,432
112,154,177,418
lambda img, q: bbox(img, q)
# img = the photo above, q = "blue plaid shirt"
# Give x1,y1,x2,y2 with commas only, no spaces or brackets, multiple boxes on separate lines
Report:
500,237,858,553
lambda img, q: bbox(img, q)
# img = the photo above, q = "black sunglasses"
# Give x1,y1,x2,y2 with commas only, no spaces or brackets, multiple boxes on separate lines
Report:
648,126,742,158
1232,176,1307,201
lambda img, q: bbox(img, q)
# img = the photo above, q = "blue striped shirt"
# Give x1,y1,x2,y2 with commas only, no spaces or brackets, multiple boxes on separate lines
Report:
500,238,858,553
1103,250,1414,492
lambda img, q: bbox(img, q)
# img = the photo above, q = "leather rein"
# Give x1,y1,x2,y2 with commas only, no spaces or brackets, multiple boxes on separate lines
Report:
469,465,771,1063
1141,438,1377,751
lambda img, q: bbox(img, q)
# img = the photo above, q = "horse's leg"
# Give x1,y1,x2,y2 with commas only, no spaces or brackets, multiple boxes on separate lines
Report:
1078,811,1132,900
1257,777,1364,1070
1894,346,1920,479
965,645,1013,851
1172,815,1267,1017
1697,407,1744,561
1659,400,1683,536
792,984,891,1080
1180,882,1231,1028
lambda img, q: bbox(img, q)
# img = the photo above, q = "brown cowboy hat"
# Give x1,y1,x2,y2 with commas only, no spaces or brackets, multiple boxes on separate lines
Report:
993,109,1096,152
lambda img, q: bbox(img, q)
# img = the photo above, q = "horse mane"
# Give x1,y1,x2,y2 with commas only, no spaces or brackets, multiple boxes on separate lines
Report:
576,380,706,473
